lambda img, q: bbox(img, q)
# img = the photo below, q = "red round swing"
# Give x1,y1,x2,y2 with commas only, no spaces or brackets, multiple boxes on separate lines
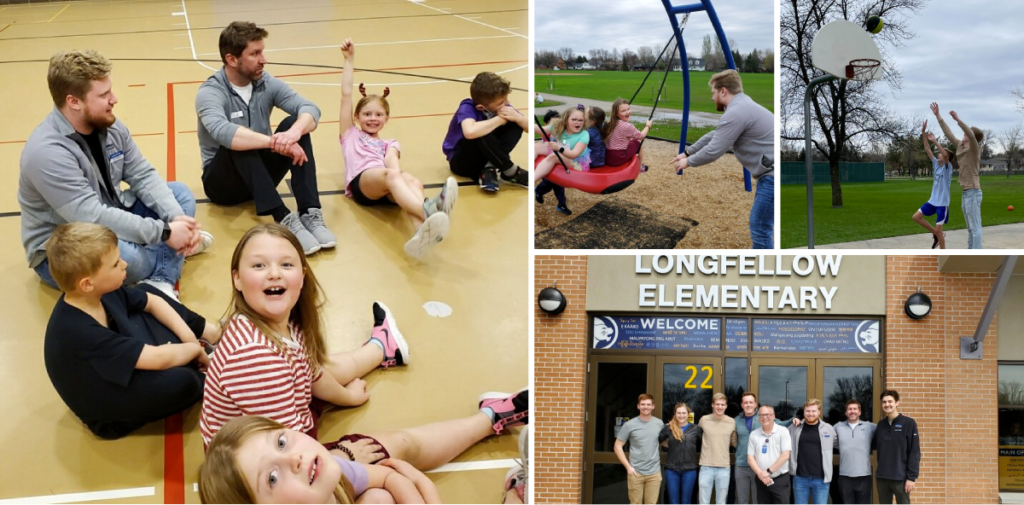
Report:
535,155,642,195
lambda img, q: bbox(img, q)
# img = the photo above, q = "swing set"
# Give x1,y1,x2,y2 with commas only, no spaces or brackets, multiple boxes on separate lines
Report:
534,0,751,195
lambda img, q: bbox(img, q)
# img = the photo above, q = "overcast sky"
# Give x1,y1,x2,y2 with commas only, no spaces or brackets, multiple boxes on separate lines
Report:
535,0,775,60
876,0,1024,140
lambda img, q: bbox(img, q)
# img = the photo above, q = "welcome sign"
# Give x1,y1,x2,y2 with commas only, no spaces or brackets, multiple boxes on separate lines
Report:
592,316,721,350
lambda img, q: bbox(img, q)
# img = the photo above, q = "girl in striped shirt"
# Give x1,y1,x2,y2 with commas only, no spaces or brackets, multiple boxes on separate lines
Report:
603,98,652,171
201,223,530,479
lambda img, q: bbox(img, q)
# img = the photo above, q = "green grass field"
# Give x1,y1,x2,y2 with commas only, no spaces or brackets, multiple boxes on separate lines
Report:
534,70,774,113
781,175,1024,248
536,99,564,107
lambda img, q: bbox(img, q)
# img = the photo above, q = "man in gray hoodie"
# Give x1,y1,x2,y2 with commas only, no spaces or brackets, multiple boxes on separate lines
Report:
672,70,774,249
19,50,210,297
195,21,332,255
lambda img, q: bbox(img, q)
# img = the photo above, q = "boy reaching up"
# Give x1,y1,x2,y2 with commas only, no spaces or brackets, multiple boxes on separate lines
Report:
913,120,953,249
43,222,220,439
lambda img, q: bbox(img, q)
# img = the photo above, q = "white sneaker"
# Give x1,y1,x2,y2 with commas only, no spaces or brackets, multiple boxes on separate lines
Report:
186,231,214,257
138,279,179,302
403,212,449,259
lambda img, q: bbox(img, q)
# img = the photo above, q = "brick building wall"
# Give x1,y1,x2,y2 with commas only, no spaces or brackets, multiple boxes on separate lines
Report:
535,255,589,504
535,255,1000,504
885,256,999,503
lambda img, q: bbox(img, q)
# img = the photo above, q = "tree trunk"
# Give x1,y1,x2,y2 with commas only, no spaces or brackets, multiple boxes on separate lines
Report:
830,158,844,208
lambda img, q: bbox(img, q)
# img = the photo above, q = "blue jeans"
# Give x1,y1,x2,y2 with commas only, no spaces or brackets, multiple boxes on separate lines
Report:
34,182,195,288
962,188,982,249
698,466,730,505
750,175,774,249
665,468,698,504
792,475,830,504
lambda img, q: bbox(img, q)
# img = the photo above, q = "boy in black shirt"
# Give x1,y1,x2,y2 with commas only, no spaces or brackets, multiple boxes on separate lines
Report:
43,223,219,439
873,389,920,504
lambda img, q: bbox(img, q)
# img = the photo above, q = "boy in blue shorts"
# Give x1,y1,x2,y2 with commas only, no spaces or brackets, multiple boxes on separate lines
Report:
913,120,953,249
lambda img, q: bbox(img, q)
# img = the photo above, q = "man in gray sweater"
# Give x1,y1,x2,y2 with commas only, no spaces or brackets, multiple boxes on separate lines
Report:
195,21,332,255
19,50,210,297
672,70,774,249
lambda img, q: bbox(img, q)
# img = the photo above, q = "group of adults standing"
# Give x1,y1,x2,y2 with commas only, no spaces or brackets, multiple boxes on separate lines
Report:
614,390,920,504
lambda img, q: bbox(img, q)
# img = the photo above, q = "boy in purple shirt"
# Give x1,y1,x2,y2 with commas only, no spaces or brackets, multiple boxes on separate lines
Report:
442,72,529,192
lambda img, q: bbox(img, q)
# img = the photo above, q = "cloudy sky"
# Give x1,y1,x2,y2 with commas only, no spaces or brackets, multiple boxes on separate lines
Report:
876,0,1024,140
535,0,775,62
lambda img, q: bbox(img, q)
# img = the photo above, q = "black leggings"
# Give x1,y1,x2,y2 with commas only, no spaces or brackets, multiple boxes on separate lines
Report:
448,121,523,181
86,284,206,439
535,180,567,206
201,115,321,217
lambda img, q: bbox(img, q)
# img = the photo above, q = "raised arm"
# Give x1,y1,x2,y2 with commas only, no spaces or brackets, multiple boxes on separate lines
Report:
932,102,959,146
950,110,979,152
922,121,935,161
338,39,355,137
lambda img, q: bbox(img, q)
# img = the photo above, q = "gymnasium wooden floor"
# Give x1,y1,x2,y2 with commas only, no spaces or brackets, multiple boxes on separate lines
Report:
0,0,528,503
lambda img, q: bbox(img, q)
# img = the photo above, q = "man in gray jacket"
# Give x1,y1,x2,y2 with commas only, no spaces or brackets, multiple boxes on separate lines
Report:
788,399,837,504
195,21,332,255
20,50,209,297
672,70,774,249
834,399,876,504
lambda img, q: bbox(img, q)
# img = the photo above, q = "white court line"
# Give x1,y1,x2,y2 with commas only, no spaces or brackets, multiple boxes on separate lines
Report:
282,64,528,88
177,0,217,71
195,35,520,57
0,487,155,504
404,0,526,39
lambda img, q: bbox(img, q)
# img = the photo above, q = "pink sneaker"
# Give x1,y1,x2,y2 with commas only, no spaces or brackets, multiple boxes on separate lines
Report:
479,388,529,434
367,302,408,368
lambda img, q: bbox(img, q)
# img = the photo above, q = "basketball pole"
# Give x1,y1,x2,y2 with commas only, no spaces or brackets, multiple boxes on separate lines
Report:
804,74,836,249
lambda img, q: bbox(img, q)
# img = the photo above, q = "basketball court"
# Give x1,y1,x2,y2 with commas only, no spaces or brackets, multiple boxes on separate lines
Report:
0,0,528,502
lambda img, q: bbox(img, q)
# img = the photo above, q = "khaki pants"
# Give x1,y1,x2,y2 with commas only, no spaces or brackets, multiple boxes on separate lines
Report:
627,471,662,504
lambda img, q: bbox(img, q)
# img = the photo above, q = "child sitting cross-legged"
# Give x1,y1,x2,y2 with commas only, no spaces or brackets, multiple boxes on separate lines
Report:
43,222,220,439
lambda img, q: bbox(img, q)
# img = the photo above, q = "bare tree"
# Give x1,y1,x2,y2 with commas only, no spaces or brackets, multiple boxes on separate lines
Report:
762,48,775,73
701,34,714,70
621,49,638,72
636,45,656,70
558,47,575,69
588,48,608,70
1001,123,1024,177
535,50,558,69
711,36,726,71
1013,82,1024,115
781,0,927,208
980,128,997,160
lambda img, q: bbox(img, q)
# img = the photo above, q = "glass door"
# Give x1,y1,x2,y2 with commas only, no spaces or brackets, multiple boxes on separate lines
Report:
750,358,815,423
656,357,721,425
584,356,655,504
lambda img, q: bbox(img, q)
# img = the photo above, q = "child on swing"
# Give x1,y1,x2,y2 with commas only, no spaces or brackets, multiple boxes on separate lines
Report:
913,119,953,249
533,105,591,187
338,39,457,259
536,106,606,216
603,98,651,171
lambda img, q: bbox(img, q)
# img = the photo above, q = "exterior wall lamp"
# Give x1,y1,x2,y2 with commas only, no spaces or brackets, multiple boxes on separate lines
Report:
904,289,932,319
538,286,567,315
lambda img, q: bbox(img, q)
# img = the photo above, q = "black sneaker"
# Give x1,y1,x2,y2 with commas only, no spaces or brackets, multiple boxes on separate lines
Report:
556,204,572,215
499,166,530,188
479,388,529,434
535,189,543,204
932,231,946,249
480,168,499,193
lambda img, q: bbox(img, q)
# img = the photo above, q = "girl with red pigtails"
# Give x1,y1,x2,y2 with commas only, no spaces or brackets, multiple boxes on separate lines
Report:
338,39,457,259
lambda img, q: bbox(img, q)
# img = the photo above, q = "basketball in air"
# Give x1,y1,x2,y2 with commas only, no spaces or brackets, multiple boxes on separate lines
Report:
866,15,884,34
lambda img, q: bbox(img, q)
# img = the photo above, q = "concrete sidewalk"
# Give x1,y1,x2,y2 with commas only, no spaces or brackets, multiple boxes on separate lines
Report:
534,93,723,127
792,222,1024,249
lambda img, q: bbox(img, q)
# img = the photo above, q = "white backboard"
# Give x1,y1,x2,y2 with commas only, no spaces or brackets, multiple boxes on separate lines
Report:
811,20,882,81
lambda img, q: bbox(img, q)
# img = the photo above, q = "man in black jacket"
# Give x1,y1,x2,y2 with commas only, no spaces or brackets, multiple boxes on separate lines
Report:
873,390,920,504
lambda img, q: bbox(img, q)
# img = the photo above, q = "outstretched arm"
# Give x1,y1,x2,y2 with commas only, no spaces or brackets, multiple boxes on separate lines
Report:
922,121,934,161
339,39,355,137
950,110,979,152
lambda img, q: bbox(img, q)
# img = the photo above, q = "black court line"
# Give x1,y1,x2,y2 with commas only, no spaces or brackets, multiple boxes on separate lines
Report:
0,180,482,219
0,9,526,42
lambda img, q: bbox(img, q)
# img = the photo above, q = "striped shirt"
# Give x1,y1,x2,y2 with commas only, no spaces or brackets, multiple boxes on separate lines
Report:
605,120,642,150
200,314,322,448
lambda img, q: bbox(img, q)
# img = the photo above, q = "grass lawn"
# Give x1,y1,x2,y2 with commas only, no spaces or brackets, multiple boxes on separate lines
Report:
781,175,1024,248
536,99,564,107
534,70,774,113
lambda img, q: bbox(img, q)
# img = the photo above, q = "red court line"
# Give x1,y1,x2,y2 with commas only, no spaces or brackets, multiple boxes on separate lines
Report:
164,414,185,504
163,81,183,504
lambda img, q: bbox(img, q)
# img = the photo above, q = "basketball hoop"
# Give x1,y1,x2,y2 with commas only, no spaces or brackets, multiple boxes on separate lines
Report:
845,58,880,80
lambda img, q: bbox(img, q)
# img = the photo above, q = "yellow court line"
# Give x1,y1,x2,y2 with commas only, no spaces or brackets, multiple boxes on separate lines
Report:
48,3,71,23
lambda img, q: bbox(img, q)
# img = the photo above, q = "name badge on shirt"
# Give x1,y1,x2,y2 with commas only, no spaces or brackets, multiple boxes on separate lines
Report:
108,151,124,163
230,110,245,119
762,444,768,454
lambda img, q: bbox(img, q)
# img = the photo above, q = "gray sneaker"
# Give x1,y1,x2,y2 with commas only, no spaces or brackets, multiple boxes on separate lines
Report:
281,212,321,255
424,176,459,218
299,208,337,248
403,212,449,259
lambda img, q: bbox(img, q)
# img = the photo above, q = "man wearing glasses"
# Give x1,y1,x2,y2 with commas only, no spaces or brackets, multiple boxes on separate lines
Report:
873,390,920,504
746,405,792,504
834,399,877,504
733,392,800,504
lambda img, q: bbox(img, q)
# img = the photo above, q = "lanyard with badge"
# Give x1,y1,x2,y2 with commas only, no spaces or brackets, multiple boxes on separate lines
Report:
762,431,772,454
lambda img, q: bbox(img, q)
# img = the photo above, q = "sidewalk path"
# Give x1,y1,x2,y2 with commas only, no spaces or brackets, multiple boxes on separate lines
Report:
534,93,723,127
791,222,1024,249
